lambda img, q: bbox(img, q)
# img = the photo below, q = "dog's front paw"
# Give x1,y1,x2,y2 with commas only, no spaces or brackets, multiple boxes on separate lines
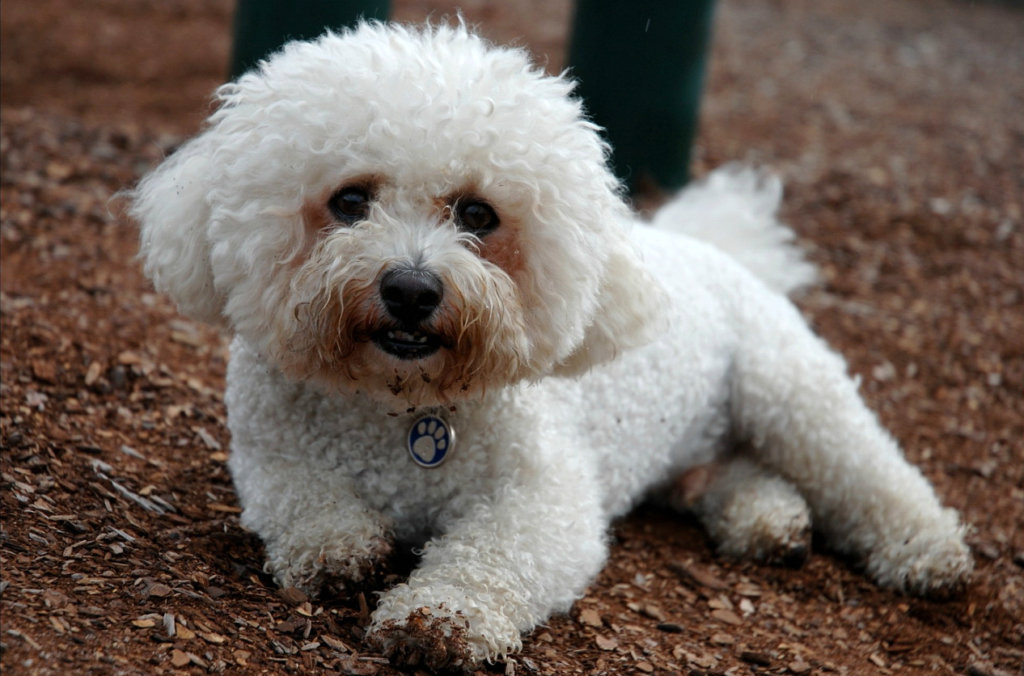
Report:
265,533,394,597
367,607,474,672
368,582,522,670
866,512,973,598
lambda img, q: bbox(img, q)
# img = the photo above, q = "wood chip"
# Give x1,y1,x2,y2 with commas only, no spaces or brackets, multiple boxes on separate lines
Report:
278,586,308,605
335,654,382,675
170,330,204,347
186,652,208,668
162,613,176,637
319,633,350,652
31,360,57,383
708,596,734,610
276,615,307,634
789,657,813,674
145,583,172,598
687,651,716,669
710,609,743,625
669,561,729,591
194,427,221,450
45,160,73,180
710,632,735,646
117,350,145,365
356,592,370,624
595,635,618,651
578,608,603,627
8,630,41,651
736,582,763,597
201,631,228,644
208,503,242,513
84,360,103,385
170,649,191,667
42,589,69,608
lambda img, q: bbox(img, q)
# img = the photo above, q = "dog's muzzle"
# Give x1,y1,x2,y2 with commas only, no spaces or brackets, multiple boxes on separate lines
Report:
373,267,444,360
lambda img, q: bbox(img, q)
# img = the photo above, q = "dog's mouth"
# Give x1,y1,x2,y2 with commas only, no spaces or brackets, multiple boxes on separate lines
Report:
372,327,443,360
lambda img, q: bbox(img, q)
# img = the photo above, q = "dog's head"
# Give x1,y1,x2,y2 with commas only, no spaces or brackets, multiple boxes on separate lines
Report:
134,22,663,406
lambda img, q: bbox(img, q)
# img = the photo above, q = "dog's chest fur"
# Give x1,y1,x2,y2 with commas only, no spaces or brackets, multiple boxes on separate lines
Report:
224,337,548,541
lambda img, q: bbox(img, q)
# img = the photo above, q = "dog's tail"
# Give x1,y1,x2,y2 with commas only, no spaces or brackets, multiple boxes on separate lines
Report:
649,165,817,296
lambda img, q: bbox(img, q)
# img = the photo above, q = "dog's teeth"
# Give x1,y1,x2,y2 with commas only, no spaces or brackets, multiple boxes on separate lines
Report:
386,329,429,343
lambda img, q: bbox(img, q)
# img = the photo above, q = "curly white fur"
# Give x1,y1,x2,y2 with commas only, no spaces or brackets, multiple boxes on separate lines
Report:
133,21,972,670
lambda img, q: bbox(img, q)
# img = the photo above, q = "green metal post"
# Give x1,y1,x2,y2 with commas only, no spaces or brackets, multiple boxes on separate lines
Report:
229,0,390,79
568,0,716,192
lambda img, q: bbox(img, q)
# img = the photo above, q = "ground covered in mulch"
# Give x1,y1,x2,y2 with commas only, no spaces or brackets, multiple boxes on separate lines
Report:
2,0,1022,674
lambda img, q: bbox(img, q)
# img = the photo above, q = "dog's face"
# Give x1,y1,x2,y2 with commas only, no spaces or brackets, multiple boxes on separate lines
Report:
134,23,662,407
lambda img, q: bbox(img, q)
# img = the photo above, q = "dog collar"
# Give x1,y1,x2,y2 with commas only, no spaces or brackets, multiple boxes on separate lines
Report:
407,414,454,468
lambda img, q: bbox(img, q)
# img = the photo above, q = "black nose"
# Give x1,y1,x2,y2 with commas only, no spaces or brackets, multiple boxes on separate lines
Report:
379,268,443,324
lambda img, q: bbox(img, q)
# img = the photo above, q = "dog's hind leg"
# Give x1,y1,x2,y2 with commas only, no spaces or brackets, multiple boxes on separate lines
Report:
728,287,972,596
670,457,811,566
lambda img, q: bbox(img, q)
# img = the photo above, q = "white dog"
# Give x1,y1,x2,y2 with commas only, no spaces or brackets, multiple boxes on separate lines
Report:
133,22,972,670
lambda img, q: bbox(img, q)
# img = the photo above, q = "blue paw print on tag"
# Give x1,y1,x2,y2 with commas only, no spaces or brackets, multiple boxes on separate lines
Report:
408,415,453,468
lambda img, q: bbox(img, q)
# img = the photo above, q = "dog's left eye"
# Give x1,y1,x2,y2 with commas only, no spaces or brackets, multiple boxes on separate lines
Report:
455,200,499,236
328,187,371,224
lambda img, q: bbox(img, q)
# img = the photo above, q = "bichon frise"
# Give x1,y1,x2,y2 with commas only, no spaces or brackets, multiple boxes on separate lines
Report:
132,22,972,670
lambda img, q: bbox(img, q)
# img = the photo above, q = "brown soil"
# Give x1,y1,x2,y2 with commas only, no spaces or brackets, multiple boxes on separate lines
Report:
2,1,1022,674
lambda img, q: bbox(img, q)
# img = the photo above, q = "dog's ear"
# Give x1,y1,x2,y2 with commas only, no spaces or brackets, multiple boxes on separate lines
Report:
553,231,666,377
132,135,227,327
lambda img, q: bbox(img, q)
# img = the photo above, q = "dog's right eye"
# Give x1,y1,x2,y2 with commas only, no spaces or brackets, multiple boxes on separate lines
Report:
328,187,371,224
455,200,499,237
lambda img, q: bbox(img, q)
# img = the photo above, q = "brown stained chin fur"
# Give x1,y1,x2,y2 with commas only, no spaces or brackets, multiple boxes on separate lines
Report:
290,287,522,406
279,277,380,380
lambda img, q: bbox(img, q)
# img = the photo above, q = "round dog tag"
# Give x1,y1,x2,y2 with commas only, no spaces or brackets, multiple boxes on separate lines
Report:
407,414,454,468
